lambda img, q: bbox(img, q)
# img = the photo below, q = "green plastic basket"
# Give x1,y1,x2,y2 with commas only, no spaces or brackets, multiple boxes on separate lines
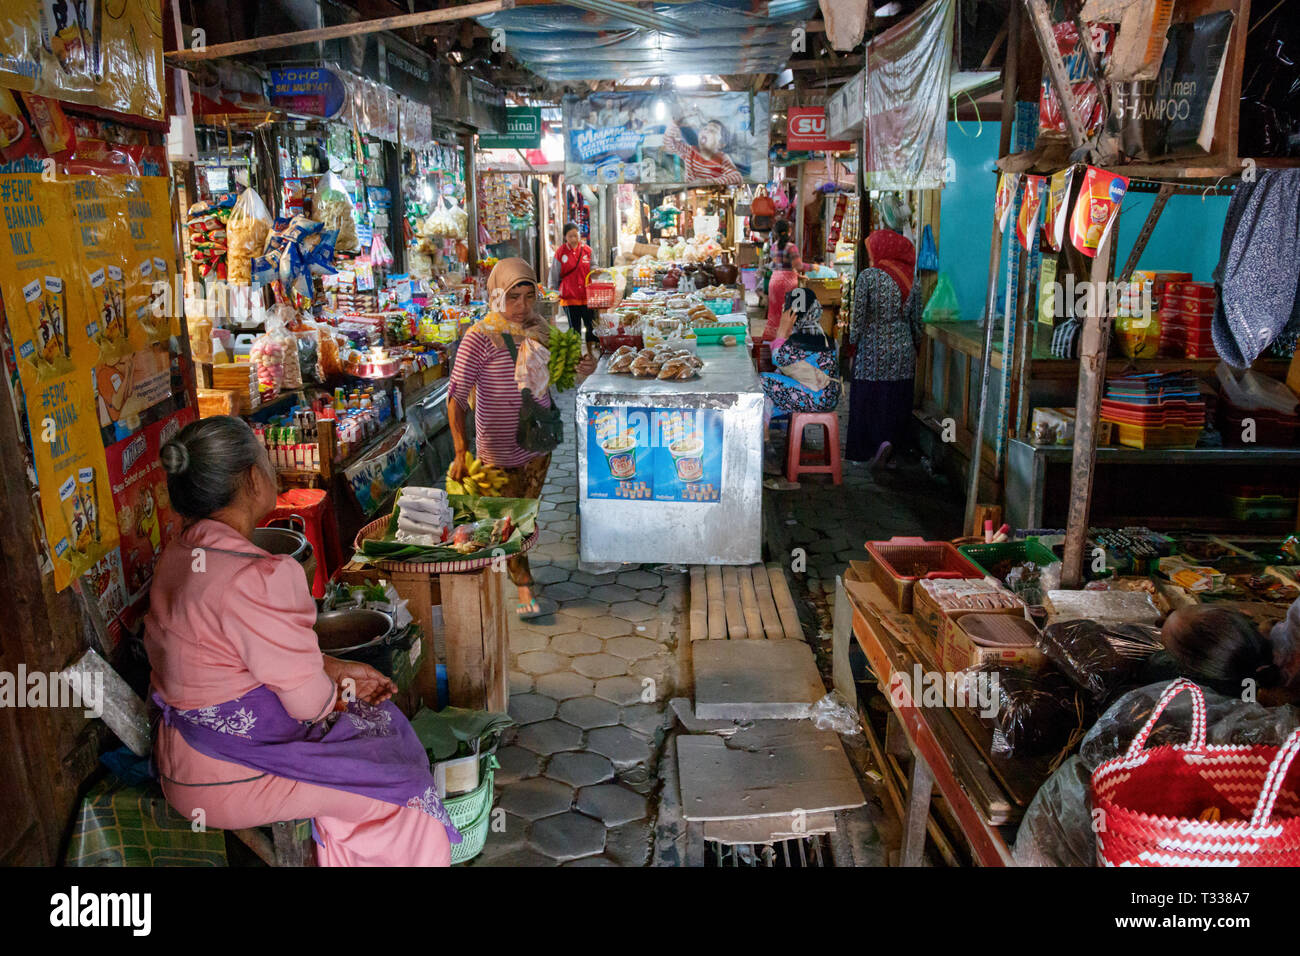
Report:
691,323,747,344
446,755,497,865
957,537,1059,579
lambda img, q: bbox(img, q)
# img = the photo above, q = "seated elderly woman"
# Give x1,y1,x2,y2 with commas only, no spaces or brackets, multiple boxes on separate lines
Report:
761,287,841,473
145,416,459,866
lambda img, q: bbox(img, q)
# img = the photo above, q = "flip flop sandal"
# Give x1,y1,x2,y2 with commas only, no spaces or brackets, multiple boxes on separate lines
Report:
516,596,557,620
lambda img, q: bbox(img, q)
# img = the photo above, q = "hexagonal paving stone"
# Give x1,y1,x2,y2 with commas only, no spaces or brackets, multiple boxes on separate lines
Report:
494,745,543,783
509,629,550,653
535,672,595,700
619,702,668,738
515,719,583,756
579,616,634,639
545,750,615,788
531,564,570,585
575,783,648,826
558,599,608,620
605,820,652,866
616,569,662,590
508,693,558,725
496,777,574,820
572,653,628,679
630,656,671,686
594,675,646,706
571,570,618,587
516,651,571,676
509,671,534,694
472,847,558,867
609,601,659,623
563,855,619,866
586,725,652,768
550,632,602,656
528,811,606,862
557,695,620,730
605,635,660,662
469,811,528,862
544,581,589,603
589,583,637,603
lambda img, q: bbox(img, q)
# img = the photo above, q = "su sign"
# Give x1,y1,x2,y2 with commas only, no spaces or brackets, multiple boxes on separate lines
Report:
787,107,852,152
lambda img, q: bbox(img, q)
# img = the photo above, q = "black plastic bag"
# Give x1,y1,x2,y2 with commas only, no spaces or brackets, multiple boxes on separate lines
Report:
1036,619,1163,707
986,666,1087,760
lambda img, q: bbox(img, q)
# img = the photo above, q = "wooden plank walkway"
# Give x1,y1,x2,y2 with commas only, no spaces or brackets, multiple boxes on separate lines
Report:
688,562,803,640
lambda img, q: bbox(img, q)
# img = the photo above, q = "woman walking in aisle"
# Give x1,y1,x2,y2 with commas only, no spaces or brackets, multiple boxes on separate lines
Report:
846,229,922,466
549,222,597,345
762,218,807,342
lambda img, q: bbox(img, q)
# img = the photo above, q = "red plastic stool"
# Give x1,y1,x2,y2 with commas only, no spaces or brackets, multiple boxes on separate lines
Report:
785,411,843,485
260,488,342,598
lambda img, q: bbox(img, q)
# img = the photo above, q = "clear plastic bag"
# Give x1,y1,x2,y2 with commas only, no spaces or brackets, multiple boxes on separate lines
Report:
514,338,551,395
312,171,359,253
810,691,860,735
227,188,274,286
1011,755,1097,866
921,273,961,322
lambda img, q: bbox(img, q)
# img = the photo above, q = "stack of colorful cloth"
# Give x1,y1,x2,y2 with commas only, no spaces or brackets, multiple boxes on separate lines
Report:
1100,372,1206,449
394,487,454,545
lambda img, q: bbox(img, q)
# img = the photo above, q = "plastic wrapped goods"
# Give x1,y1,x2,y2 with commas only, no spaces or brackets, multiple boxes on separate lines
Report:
1036,620,1164,708
312,172,359,253
985,666,1087,759
227,189,273,285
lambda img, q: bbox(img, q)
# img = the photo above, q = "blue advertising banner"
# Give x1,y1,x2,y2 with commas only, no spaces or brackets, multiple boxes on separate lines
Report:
269,68,347,119
563,91,769,186
586,406,723,503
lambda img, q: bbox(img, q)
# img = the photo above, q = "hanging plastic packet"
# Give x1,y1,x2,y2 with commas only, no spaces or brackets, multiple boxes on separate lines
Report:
1018,175,1046,251
994,172,1022,234
1069,166,1129,258
1042,167,1075,252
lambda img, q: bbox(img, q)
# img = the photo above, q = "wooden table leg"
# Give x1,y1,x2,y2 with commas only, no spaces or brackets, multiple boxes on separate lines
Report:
441,567,509,713
900,753,934,868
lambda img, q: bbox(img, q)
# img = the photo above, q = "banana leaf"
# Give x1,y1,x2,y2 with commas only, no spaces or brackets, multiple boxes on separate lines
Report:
410,706,515,761
354,493,540,565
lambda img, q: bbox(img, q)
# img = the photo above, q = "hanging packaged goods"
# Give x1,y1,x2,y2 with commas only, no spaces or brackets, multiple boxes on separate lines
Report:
0,0,164,123
562,91,770,186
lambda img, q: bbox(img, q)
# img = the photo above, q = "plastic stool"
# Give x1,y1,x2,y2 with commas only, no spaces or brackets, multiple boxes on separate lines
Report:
785,411,843,485
260,488,342,597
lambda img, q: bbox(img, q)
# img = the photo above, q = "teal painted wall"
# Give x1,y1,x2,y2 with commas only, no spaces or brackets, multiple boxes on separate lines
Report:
936,116,1230,321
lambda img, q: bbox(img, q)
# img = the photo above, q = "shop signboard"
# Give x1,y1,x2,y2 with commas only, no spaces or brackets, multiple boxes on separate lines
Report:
827,71,865,140
269,67,347,119
787,107,852,152
586,406,723,503
479,107,542,150
563,91,770,186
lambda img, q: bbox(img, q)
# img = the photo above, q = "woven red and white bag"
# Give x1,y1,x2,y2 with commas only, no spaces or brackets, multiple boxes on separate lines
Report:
1091,679,1300,867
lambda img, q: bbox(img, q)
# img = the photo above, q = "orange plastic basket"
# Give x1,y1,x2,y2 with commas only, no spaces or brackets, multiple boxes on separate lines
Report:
585,270,616,308
864,536,986,612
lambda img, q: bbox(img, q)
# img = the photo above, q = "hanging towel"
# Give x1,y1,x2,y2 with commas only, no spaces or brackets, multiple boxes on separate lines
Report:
1212,169,1300,369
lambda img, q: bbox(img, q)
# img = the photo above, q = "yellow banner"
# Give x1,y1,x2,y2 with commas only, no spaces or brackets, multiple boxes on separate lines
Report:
0,1,164,123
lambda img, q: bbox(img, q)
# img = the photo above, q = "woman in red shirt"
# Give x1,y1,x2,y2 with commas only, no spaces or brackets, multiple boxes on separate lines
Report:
550,222,597,345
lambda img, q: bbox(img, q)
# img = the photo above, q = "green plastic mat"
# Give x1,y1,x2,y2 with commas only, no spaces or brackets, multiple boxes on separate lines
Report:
65,777,228,867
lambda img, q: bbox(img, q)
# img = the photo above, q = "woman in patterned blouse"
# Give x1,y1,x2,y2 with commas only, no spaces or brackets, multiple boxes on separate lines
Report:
846,230,922,465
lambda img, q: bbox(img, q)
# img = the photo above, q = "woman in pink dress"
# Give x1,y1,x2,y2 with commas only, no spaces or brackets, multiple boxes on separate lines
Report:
145,416,457,866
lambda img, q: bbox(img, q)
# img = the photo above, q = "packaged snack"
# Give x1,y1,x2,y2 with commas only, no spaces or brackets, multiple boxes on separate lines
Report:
228,188,274,285
1038,21,1115,138
994,172,1021,234
1018,175,1045,251
0,87,36,162
1069,166,1129,258
19,92,76,160
312,172,359,252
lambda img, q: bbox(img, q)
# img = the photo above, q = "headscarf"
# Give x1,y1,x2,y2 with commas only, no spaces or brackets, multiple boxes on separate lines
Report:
783,286,825,335
866,229,916,301
477,257,551,348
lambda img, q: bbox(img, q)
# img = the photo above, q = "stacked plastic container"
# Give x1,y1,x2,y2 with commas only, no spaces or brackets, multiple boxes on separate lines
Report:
1099,372,1205,449
1216,364,1300,447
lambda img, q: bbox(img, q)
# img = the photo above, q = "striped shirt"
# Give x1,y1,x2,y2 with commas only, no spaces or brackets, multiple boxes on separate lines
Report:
448,326,551,468
662,123,743,185
770,241,798,271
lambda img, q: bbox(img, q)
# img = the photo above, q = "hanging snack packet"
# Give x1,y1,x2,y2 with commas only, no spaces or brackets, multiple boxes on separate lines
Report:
1018,175,1045,251
228,188,274,285
1042,167,1075,251
1069,166,1129,258
994,172,1021,234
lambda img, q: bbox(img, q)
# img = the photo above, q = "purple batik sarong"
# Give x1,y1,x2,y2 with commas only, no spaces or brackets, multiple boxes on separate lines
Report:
154,686,461,844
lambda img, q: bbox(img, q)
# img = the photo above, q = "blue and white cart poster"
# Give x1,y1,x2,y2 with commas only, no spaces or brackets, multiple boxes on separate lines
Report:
587,406,654,500
652,408,723,503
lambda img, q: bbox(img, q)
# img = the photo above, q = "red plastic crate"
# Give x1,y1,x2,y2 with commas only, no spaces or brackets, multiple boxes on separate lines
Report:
864,537,986,613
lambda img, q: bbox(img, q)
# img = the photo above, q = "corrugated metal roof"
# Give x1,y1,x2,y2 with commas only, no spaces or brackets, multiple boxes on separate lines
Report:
477,0,820,83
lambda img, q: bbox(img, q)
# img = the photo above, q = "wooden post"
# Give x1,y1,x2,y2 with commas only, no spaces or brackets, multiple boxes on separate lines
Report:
462,132,480,274
1061,227,1115,588
1022,0,1087,151
440,568,509,713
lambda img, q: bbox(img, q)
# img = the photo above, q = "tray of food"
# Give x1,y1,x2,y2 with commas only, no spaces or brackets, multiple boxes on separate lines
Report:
605,345,705,381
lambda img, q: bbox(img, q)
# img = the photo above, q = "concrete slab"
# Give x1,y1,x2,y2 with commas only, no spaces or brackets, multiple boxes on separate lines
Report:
677,721,865,822
693,639,826,720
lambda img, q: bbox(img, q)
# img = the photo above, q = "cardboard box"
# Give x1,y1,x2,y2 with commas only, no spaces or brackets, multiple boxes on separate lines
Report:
736,242,759,267
940,610,1044,673
913,579,1025,643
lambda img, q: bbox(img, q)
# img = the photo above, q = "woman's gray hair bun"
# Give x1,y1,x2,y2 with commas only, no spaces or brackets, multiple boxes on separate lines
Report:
160,440,190,476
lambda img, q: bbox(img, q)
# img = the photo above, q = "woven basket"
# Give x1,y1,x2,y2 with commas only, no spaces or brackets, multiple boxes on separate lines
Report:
446,755,498,865
1091,680,1300,867
354,513,539,574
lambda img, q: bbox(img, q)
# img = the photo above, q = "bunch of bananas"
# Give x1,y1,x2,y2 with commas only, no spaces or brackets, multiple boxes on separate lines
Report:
547,327,584,392
447,452,507,497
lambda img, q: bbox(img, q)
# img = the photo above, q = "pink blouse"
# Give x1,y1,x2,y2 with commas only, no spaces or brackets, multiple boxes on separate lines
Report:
144,518,336,785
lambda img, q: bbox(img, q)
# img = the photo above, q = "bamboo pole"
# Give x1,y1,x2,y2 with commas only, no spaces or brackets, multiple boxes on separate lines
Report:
167,0,507,61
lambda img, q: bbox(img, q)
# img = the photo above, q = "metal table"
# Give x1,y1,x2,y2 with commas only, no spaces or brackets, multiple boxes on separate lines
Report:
576,343,764,565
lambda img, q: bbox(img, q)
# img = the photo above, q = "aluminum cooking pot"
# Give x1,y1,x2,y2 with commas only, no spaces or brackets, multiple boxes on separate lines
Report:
313,608,394,655
252,516,316,591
